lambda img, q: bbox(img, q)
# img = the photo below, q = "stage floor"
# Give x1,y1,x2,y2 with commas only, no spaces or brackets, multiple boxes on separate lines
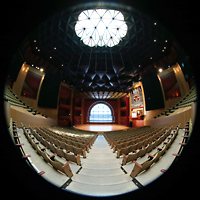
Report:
73,124,129,132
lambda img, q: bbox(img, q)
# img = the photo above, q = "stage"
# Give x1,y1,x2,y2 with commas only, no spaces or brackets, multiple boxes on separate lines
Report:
73,124,130,132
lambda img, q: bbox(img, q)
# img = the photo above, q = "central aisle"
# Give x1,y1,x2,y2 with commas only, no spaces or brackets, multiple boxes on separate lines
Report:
66,134,138,197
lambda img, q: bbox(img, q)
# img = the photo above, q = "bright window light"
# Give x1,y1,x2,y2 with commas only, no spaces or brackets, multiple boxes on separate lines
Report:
75,9,128,47
89,103,113,122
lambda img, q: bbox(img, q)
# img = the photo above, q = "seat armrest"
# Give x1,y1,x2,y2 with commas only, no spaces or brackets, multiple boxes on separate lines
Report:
172,153,180,156
15,143,24,146
50,153,57,158
62,161,71,168
122,153,127,158
76,153,81,158
179,143,187,146
147,153,154,158
38,171,45,175
22,155,31,158
133,161,142,168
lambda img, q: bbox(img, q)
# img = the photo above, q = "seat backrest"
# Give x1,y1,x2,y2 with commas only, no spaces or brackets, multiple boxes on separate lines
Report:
127,152,138,163
138,148,147,157
56,148,65,158
65,144,74,152
65,153,76,163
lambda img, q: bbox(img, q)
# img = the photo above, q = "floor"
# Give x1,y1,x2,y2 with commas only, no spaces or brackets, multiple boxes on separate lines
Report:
16,126,185,197
74,124,129,132
65,135,138,196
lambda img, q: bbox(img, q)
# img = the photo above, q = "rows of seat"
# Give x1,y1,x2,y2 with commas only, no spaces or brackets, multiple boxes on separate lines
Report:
104,126,165,153
4,84,47,117
117,127,173,159
154,86,197,118
20,124,75,177
121,126,178,166
33,127,97,157
129,121,190,178
23,124,97,164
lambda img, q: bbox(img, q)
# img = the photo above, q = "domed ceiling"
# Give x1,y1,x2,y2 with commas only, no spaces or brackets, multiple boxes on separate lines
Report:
19,2,180,99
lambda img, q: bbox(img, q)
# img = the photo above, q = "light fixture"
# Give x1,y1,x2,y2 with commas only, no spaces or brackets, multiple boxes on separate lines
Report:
154,22,157,25
75,9,128,47
54,47,56,50
150,57,152,59
50,56,52,59
159,68,163,72
165,40,168,42
34,40,36,42
40,68,44,72
154,39,156,42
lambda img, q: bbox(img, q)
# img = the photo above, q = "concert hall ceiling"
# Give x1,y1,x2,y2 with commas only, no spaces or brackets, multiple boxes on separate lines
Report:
19,1,182,99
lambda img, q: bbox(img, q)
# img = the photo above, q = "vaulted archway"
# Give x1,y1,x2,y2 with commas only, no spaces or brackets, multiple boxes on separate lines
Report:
88,102,114,123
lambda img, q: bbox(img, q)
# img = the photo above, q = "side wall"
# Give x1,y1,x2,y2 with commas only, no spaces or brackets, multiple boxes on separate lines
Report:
12,63,58,121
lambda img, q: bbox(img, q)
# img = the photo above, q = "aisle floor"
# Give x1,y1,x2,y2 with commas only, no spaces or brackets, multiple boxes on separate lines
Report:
66,135,138,196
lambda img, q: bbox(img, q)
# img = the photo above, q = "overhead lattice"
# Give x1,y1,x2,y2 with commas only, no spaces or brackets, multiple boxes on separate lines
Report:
19,2,176,99
75,9,128,47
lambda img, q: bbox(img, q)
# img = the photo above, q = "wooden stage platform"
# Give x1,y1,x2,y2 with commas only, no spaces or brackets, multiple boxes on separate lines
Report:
73,124,129,132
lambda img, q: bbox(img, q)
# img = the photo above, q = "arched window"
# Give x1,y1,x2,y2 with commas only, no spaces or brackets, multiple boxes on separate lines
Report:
89,103,113,122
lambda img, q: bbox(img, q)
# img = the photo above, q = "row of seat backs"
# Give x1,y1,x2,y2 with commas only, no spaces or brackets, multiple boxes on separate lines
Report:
21,125,73,177
116,127,173,157
106,126,166,146
4,84,47,117
36,127,94,146
41,127,95,142
155,86,197,118
121,126,179,164
106,126,157,141
28,127,87,158
111,126,170,152
130,126,180,178
23,125,81,166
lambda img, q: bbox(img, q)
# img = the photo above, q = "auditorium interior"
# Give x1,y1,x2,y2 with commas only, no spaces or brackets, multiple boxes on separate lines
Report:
2,0,199,199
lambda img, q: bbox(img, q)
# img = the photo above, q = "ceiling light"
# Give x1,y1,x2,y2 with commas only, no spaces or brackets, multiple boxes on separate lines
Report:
54,47,56,50
159,68,163,72
150,57,152,59
50,56,52,59
164,46,166,49
154,22,157,25
154,39,156,42
165,40,168,42
162,49,164,52
34,40,36,42
75,9,128,47
40,68,44,72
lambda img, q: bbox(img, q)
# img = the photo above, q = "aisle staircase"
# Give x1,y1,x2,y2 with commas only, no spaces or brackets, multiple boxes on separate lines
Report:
66,134,138,197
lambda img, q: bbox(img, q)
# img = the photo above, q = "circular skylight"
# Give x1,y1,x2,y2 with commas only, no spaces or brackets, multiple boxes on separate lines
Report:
75,9,128,47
